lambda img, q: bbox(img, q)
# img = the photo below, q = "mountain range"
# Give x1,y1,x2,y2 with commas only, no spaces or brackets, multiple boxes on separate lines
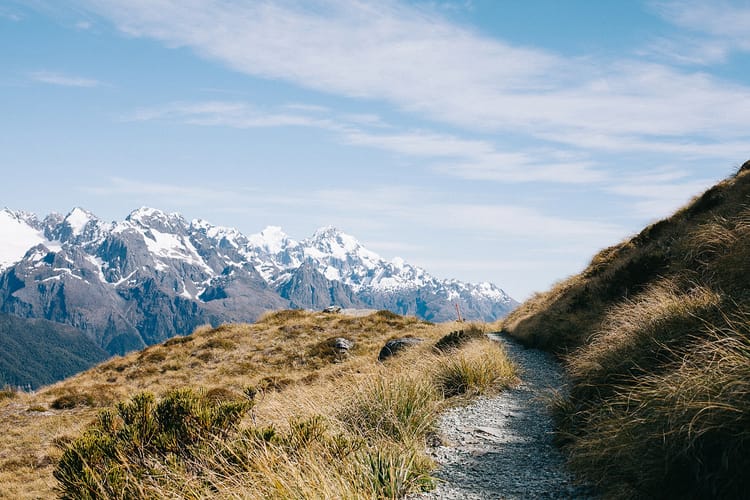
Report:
0,207,516,358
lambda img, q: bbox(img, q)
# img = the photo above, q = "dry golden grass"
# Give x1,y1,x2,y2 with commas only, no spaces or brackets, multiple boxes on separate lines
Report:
502,166,750,497
0,310,515,498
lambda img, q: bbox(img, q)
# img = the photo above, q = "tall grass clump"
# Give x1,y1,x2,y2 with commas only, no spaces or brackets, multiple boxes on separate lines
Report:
433,338,516,397
566,280,721,400
339,374,440,444
0,386,16,402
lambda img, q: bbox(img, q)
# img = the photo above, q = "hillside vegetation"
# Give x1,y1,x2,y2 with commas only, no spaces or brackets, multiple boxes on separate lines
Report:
0,314,108,389
503,163,750,498
0,310,515,498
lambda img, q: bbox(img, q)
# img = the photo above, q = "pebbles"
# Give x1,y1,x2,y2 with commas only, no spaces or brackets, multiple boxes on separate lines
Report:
416,334,595,499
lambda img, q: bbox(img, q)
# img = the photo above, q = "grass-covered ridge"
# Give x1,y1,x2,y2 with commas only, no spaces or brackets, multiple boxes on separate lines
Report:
0,310,515,498
503,163,750,498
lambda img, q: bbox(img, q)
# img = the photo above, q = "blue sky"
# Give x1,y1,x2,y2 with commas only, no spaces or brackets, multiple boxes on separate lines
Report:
1,0,749,300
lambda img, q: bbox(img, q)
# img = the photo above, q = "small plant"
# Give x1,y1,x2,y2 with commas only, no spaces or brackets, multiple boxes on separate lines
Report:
434,324,486,352
203,338,236,350
163,335,193,347
0,386,16,402
360,445,435,498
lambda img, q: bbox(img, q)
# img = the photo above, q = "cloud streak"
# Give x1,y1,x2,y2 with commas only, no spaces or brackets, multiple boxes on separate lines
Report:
127,99,607,184
30,70,102,87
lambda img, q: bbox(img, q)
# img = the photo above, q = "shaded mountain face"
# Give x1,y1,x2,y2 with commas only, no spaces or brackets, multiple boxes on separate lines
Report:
0,207,516,356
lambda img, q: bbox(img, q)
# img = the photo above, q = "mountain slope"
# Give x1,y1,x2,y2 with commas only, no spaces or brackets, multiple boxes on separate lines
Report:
0,310,472,498
502,162,750,498
0,313,108,389
0,207,516,359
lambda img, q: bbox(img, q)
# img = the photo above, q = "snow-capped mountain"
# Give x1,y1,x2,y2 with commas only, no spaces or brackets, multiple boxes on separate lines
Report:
0,207,517,355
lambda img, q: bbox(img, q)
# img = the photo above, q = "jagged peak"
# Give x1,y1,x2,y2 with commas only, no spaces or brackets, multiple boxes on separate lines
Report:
312,225,341,238
63,207,99,236
309,226,360,249
0,207,39,225
249,226,295,254
126,206,186,230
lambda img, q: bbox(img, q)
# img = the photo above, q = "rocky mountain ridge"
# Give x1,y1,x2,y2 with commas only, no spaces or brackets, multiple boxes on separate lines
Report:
0,206,516,355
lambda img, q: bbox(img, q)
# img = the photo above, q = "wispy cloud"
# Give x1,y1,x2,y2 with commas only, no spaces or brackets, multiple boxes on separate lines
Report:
77,0,750,152
125,101,338,129
646,1,750,64
86,176,624,243
30,70,102,87
607,169,719,217
0,7,23,22
81,177,252,206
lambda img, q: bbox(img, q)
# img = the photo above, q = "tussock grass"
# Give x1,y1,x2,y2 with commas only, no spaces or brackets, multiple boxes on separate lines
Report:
340,374,440,444
565,316,750,499
503,166,750,497
432,338,516,398
566,280,721,400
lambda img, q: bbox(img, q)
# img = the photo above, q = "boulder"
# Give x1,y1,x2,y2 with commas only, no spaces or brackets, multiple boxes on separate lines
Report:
378,337,423,361
333,337,354,352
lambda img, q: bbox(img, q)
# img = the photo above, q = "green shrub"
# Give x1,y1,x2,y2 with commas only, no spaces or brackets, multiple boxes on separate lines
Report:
360,445,435,498
54,388,250,499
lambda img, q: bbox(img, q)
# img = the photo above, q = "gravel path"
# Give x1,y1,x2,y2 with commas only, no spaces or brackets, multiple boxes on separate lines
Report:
416,333,595,499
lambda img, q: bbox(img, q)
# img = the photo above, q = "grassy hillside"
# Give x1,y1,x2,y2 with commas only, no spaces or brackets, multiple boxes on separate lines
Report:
503,163,750,498
0,314,109,389
0,310,515,498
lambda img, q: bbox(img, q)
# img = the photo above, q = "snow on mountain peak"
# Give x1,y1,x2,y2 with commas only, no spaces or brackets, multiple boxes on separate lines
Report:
0,209,53,270
192,219,244,244
64,207,97,236
249,226,294,254
127,207,184,228
311,225,341,240
307,226,380,262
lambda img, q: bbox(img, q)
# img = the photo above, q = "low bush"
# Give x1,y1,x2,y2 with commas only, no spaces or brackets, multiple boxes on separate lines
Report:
50,392,95,410
433,324,486,352
54,388,250,499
